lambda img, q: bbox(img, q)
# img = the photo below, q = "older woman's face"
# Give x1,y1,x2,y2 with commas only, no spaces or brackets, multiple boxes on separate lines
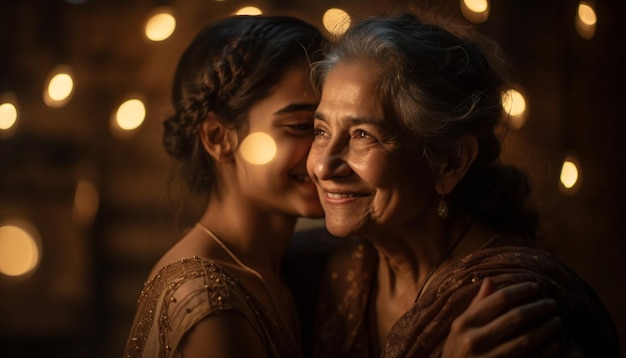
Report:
307,62,438,237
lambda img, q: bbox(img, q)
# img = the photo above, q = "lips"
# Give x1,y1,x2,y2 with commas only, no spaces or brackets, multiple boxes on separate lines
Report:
327,192,357,199
322,188,368,202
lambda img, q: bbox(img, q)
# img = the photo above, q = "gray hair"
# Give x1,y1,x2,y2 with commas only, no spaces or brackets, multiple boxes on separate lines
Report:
313,13,539,236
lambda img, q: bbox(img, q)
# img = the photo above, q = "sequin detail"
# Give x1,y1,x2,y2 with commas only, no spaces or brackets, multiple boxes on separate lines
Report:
123,257,300,358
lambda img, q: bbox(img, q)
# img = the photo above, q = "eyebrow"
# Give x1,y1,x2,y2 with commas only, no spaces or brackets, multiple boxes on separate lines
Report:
347,117,384,126
314,111,384,127
273,103,318,115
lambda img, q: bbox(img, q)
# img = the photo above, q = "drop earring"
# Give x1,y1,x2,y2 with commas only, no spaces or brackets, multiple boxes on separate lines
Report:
437,195,448,219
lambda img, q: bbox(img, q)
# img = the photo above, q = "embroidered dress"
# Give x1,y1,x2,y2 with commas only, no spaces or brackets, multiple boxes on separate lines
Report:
124,257,301,358
313,235,619,357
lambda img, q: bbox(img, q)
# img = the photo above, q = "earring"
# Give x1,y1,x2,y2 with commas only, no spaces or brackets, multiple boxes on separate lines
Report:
437,195,448,219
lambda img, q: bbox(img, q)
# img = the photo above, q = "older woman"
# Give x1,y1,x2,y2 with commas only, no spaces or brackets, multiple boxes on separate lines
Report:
307,13,619,357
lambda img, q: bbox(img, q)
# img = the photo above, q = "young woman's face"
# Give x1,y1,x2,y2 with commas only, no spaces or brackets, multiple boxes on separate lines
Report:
233,64,324,218
307,62,438,237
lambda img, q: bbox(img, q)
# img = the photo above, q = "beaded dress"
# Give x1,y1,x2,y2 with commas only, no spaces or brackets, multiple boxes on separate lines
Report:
124,256,301,358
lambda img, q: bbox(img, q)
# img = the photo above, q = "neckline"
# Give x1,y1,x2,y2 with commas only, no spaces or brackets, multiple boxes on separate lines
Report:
195,222,267,285
195,222,301,350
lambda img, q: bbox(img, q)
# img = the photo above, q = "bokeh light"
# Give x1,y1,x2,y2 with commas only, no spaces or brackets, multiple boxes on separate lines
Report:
560,156,582,194
73,180,100,225
501,88,528,129
460,0,490,24
0,102,17,129
235,6,262,16
240,132,277,165
145,8,176,42
0,220,42,277
575,2,597,39
114,98,146,131
0,91,19,137
323,8,351,36
578,2,597,25
43,65,75,108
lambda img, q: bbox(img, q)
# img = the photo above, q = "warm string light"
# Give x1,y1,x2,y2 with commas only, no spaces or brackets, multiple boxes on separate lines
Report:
235,6,262,15
322,8,351,36
0,220,42,278
501,88,528,129
110,97,146,138
575,1,597,39
560,156,582,194
0,92,19,135
145,7,176,42
43,65,75,108
0,102,17,130
460,0,489,23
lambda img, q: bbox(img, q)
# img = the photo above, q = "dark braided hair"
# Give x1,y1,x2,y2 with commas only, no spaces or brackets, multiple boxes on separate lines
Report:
163,15,324,195
313,13,538,237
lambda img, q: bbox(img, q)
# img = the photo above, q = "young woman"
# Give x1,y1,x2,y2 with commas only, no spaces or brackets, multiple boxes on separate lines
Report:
124,14,562,358
308,12,618,357
124,15,325,357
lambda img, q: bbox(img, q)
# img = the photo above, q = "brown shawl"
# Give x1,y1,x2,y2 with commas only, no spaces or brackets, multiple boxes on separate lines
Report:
313,235,619,357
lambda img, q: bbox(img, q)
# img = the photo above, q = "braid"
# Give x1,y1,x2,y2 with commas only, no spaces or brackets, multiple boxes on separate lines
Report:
213,38,248,118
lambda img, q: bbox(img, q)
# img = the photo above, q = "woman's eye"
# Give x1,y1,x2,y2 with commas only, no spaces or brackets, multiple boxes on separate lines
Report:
354,129,369,139
314,128,326,136
288,122,313,131
284,122,315,136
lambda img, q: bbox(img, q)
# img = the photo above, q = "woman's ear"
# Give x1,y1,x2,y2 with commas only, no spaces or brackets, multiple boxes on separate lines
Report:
200,112,237,161
435,135,479,195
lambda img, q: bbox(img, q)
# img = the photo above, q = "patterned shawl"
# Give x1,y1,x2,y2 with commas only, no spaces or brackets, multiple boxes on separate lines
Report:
313,235,619,357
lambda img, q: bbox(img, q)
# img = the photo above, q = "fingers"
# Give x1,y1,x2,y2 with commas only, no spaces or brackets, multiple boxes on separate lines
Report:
444,279,563,358
470,298,558,352
459,281,542,327
470,277,497,305
479,316,562,358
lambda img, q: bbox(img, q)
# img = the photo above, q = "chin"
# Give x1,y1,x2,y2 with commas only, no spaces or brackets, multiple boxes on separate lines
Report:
324,221,357,238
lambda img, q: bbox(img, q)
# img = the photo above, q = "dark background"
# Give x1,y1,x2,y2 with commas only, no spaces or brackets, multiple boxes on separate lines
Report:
1,0,625,357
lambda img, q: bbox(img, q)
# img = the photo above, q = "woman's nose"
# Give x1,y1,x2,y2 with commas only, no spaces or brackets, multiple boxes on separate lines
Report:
309,142,352,181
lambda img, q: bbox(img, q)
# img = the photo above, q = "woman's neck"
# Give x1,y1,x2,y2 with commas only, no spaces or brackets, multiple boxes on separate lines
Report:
367,216,475,352
370,223,455,295
195,195,303,348
198,195,299,279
